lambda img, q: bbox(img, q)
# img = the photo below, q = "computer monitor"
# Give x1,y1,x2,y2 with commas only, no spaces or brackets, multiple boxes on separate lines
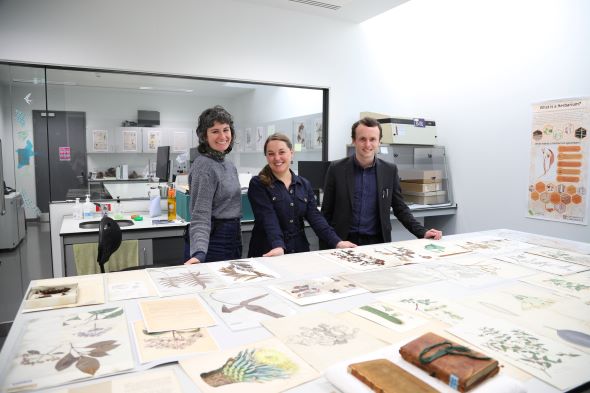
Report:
155,146,170,182
189,147,199,166
298,160,330,191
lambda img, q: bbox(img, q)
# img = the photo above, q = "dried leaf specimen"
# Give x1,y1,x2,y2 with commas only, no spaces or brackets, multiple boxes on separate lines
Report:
287,323,359,346
479,327,579,375
326,249,386,268
4,306,133,392
359,305,402,324
147,265,226,297
142,328,204,350
218,260,275,282
157,270,213,289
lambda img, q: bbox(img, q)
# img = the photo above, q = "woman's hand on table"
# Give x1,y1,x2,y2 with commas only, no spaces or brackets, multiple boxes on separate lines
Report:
263,247,285,257
336,241,357,249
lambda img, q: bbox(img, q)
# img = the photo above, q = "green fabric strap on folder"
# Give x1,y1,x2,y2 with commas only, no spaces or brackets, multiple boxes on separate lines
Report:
73,239,139,275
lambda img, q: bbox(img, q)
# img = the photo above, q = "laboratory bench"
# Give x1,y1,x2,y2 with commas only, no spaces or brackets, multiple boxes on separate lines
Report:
60,213,188,276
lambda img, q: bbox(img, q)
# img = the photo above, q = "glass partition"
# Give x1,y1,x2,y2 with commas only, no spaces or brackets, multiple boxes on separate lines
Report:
0,63,327,217
0,64,48,218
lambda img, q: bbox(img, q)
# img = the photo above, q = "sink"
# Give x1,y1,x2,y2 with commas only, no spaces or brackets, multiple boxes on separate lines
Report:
78,219,135,229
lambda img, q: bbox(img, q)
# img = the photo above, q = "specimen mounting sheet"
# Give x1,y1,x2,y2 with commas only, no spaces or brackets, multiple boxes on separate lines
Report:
178,337,319,393
132,320,218,364
139,296,216,333
3,306,133,392
199,286,296,331
448,317,590,390
262,310,388,371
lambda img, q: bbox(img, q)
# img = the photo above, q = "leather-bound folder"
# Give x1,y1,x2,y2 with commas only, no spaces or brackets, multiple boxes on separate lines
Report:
348,358,438,393
399,332,499,392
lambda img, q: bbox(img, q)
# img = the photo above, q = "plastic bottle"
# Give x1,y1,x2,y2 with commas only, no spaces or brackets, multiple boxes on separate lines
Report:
83,194,94,220
73,197,82,219
113,196,124,220
148,187,161,218
167,183,176,221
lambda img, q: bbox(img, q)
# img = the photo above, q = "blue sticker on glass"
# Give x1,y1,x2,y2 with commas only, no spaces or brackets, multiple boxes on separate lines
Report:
449,374,459,390
15,109,26,127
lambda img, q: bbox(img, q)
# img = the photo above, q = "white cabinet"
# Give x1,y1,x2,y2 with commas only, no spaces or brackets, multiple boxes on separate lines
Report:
143,128,192,154
88,127,193,154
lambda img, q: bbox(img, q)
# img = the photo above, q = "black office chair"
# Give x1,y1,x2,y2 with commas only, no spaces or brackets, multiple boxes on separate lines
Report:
97,216,122,273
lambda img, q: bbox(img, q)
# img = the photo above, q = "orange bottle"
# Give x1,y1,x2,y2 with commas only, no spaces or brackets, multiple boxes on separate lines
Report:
167,184,177,221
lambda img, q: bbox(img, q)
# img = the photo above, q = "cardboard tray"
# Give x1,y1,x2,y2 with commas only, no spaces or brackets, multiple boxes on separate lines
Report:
24,283,79,310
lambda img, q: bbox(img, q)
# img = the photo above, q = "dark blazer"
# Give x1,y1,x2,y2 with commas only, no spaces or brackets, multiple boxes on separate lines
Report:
321,156,426,243
248,172,341,257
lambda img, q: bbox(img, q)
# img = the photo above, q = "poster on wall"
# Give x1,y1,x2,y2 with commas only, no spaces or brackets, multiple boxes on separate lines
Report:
147,130,161,151
311,118,323,150
173,131,189,153
92,130,108,152
122,129,138,152
58,146,71,161
527,97,589,225
293,120,307,151
245,127,255,151
256,126,266,151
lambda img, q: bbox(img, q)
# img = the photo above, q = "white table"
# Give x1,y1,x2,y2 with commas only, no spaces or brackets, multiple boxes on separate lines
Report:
1,229,589,393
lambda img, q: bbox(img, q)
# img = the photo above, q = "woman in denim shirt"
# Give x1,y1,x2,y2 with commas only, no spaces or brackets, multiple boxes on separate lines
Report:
247,133,356,257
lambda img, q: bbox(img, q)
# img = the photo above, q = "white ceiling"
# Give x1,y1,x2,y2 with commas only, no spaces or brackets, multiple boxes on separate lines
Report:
233,0,409,23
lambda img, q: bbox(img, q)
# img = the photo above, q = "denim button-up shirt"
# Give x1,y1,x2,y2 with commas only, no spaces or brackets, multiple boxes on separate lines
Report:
247,171,341,257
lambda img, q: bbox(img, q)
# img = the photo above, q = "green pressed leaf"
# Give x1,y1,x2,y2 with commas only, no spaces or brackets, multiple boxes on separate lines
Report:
360,305,403,324
55,353,78,371
76,356,100,376
27,350,40,355
142,329,166,336
104,309,124,319
89,307,119,315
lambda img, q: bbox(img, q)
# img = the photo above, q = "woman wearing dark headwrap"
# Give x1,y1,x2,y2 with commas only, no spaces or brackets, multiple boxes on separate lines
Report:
185,105,242,264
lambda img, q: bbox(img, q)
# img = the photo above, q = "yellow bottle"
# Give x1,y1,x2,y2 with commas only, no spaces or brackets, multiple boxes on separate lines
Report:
167,184,177,221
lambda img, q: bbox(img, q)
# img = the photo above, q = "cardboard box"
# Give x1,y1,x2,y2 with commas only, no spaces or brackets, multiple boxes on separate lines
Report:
398,169,443,183
403,191,448,205
400,181,442,193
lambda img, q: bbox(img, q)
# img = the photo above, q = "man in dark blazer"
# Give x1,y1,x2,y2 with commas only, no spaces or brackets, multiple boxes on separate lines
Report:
321,117,442,246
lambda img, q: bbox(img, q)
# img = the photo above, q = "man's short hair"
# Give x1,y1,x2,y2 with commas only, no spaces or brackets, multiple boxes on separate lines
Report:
351,117,383,140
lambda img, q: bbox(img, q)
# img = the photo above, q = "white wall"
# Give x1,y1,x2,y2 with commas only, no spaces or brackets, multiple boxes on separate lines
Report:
1,0,588,242
0,0,367,160
358,0,590,242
